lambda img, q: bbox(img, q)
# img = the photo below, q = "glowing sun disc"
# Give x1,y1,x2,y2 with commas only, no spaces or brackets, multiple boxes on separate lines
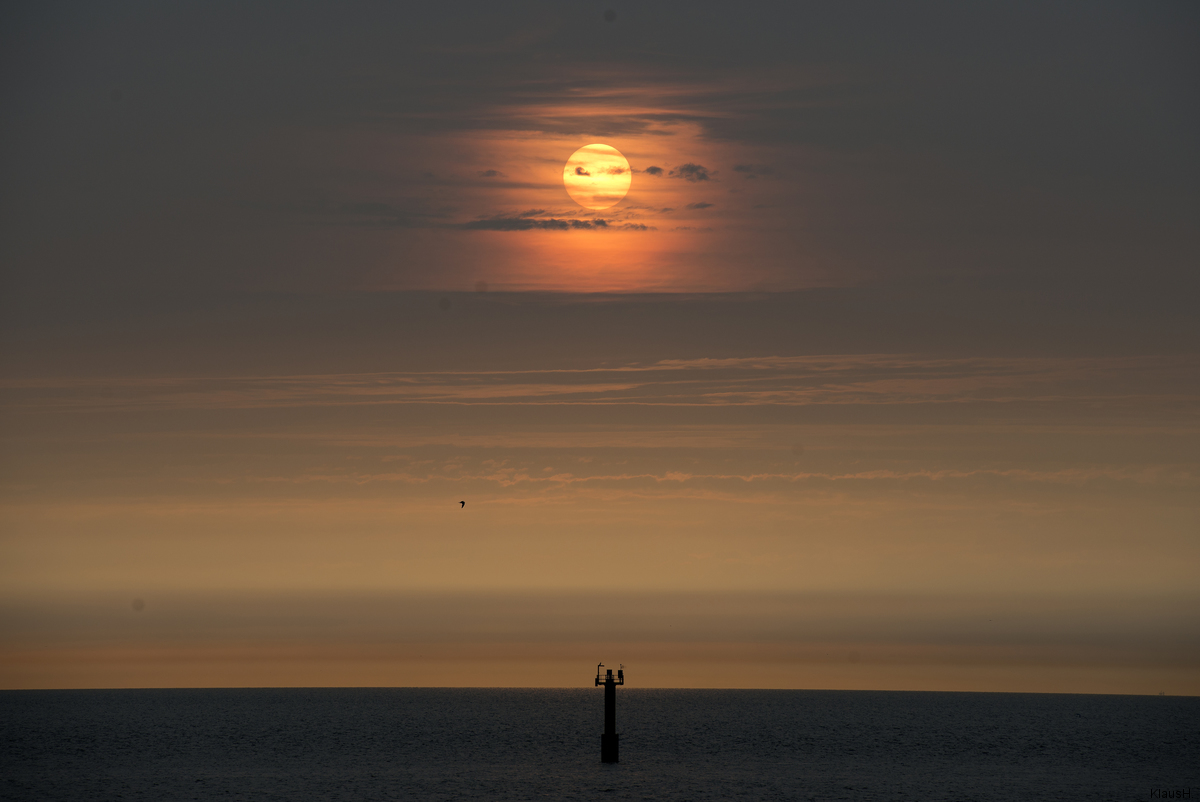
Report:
563,144,631,210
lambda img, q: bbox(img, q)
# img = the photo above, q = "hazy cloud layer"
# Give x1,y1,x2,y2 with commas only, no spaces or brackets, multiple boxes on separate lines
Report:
3,591,1195,691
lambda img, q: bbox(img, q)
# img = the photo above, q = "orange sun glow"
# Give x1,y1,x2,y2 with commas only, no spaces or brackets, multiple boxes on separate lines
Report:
563,144,632,210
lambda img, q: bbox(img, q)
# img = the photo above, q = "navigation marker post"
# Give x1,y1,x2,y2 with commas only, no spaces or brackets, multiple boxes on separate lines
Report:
595,662,624,763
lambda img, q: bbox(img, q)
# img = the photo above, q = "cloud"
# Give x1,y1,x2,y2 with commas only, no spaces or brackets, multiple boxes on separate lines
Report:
574,166,590,176
642,166,664,176
603,166,628,175
477,169,506,178
459,214,637,231
330,201,429,228
733,164,776,179
339,202,396,216
686,202,714,209
670,163,711,182
463,217,569,231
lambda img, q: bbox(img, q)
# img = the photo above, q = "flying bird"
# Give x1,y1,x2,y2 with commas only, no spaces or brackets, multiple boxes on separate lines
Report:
460,501,465,507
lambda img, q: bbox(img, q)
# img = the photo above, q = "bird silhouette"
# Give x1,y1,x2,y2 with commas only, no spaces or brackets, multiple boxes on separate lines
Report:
460,501,465,507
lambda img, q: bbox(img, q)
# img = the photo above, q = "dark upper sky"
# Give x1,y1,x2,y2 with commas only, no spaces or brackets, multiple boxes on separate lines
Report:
2,1,1197,306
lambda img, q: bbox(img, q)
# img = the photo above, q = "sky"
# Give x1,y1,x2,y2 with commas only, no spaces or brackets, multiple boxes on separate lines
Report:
1,1,1198,693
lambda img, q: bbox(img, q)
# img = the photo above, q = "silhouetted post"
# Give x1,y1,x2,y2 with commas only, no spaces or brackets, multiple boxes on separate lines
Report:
595,663,624,763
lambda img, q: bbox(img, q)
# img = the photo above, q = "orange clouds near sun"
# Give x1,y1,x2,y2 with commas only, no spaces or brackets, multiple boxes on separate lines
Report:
342,89,822,293
424,123,771,291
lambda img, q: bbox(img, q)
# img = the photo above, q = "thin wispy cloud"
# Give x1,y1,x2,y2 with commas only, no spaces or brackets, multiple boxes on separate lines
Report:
4,355,1195,411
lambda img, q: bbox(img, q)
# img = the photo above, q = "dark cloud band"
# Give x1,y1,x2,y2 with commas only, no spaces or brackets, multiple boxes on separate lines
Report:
461,216,653,232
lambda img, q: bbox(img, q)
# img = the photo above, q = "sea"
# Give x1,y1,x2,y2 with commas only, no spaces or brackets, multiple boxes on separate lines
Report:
1,689,1195,801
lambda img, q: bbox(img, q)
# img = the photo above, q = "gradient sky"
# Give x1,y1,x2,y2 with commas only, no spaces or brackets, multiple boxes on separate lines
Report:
1,1,1198,693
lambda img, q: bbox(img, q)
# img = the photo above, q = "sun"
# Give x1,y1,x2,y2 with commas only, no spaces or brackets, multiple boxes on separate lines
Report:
563,144,632,210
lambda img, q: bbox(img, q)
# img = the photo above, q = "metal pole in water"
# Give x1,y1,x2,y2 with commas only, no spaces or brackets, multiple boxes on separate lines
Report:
595,663,624,763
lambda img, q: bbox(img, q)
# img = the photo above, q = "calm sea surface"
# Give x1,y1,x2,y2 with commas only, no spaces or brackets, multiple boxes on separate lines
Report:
1,688,1195,801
